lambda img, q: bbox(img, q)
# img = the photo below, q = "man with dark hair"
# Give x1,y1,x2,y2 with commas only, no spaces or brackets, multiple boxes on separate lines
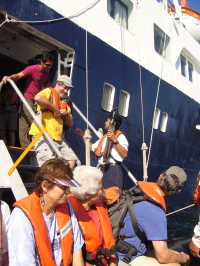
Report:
106,166,190,266
75,112,128,189
2,53,54,148
29,75,78,169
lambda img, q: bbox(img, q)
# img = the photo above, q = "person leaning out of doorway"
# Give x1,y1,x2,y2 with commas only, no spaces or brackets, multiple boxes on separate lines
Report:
2,53,54,149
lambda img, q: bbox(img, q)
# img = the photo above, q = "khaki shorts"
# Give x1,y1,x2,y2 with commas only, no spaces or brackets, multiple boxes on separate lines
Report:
33,136,78,166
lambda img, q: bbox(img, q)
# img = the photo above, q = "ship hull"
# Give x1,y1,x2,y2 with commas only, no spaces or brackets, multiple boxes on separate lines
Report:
0,0,199,212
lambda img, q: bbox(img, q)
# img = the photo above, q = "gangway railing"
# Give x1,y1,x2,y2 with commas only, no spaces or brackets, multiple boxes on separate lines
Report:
73,103,138,185
0,80,63,175
0,80,137,185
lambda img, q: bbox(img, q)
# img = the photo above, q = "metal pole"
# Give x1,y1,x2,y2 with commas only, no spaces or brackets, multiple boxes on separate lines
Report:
0,80,63,158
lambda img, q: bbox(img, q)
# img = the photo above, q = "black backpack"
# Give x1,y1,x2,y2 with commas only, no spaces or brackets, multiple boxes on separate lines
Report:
104,187,148,264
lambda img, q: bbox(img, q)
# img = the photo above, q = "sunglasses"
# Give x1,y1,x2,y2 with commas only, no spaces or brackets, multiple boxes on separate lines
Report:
44,63,53,67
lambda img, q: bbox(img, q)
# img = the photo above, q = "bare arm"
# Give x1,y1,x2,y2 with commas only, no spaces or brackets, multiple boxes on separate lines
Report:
107,130,128,158
75,128,93,151
62,111,73,127
72,248,85,266
152,240,190,265
2,72,25,83
189,240,200,258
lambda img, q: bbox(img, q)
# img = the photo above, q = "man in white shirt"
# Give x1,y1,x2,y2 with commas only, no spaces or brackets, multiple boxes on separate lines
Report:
76,113,128,189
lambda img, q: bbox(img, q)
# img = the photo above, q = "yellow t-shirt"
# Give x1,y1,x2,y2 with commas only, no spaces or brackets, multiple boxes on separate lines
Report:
29,88,72,141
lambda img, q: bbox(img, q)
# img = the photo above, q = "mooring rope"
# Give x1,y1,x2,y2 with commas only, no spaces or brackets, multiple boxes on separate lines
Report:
166,204,195,216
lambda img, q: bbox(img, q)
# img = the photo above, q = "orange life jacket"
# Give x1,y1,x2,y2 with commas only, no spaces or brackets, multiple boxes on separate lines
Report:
14,193,73,266
137,181,166,212
50,88,68,110
2,87,18,105
193,174,200,208
67,195,116,261
95,130,122,157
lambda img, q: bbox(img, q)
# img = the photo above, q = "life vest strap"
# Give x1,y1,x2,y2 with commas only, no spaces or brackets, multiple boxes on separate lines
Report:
86,245,117,261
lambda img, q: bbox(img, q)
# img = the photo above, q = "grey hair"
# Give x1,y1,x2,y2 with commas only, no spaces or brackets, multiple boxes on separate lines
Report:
70,166,103,200
157,173,180,196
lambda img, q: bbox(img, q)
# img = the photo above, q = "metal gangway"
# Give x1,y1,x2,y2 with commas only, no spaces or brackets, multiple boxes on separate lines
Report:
0,79,137,201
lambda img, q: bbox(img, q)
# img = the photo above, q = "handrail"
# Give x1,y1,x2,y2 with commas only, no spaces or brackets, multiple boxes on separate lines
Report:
73,103,138,185
0,80,63,175
0,80,137,184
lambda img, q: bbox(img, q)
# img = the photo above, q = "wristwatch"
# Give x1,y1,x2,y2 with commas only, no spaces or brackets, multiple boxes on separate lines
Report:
113,141,119,145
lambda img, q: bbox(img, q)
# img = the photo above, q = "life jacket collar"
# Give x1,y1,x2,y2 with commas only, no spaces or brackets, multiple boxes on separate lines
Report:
137,181,166,212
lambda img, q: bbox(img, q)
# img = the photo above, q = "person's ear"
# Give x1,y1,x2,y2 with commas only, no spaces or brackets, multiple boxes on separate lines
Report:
41,180,48,193
85,193,91,199
157,174,163,180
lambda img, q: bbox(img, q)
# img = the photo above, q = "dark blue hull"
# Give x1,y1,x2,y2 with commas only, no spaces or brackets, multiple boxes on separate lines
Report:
0,0,200,212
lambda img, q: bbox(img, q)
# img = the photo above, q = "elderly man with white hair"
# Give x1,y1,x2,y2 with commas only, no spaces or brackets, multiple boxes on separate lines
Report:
68,165,118,266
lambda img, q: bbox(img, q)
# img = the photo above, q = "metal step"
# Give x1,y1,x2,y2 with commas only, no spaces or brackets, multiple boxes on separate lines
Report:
7,146,36,156
17,165,39,173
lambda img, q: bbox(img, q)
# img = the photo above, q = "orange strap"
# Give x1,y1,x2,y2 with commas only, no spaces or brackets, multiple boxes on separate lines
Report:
193,175,200,208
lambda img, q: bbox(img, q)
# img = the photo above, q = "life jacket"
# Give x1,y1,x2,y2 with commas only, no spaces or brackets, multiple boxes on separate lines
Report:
137,181,166,212
67,195,117,262
14,192,73,266
193,174,200,208
1,87,19,106
50,88,68,110
95,130,122,157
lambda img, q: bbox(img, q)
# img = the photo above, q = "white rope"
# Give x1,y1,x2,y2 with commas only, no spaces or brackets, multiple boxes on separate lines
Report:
0,0,99,27
136,1,145,144
84,0,91,166
147,17,169,167
85,0,89,129
166,204,195,216
136,0,148,181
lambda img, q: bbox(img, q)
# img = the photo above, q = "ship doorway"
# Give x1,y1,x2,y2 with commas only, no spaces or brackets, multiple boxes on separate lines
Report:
0,12,75,147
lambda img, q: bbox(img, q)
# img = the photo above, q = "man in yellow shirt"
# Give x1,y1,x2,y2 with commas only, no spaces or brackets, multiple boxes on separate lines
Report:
29,75,78,168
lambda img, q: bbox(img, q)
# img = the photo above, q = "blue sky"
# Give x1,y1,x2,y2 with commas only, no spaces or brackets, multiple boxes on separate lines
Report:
186,0,200,13
157,1,200,13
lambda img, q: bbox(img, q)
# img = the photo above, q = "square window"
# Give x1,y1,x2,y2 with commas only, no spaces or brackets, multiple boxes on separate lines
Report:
154,24,170,61
152,108,160,129
118,90,130,117
188,61,193,82
101,83,115,111
108,0,130,30
181,55,186,77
